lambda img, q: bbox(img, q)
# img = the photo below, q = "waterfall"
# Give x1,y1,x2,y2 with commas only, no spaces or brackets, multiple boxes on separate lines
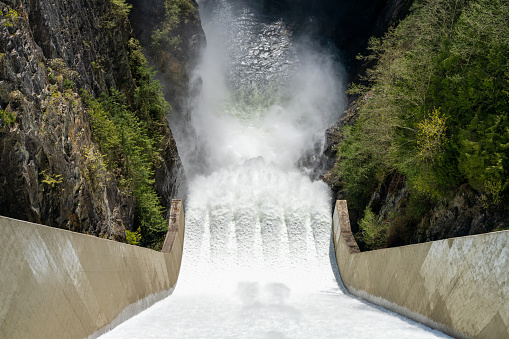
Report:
100,1,449,337
176,0,344,295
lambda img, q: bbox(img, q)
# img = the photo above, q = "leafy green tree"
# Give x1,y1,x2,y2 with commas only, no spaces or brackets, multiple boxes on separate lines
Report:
151,0,197,54
83,35,174,249
358,207,388,250
84,90,167,249
333,0,509,246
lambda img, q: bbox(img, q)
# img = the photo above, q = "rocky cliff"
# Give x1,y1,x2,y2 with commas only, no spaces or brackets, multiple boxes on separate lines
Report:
129,0,205,195
130,0,205,120
0,0,200,242
323,0,509,249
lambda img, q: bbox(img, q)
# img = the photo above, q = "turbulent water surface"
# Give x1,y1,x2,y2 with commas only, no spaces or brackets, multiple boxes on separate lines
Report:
100,1,449,338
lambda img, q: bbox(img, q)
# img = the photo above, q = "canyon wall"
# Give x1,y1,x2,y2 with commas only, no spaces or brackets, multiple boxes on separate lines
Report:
322,0,508,246
0,0,200,239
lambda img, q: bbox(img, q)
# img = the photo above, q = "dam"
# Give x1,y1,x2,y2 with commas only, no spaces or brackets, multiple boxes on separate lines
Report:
1,1,507,338
101,0,447,337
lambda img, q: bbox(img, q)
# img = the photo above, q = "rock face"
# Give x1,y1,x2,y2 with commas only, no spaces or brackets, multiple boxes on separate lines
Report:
365,176,508,246
129,2,205,133
129,0,205,201
414,185,508,242
0,0,195,239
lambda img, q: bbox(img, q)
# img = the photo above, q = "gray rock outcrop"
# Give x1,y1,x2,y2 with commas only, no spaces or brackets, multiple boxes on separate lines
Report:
0,0,199,240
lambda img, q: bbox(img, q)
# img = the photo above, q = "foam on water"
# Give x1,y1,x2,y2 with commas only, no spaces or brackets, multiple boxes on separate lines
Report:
99,159,449,338
178,158,333,295
99,1,450,337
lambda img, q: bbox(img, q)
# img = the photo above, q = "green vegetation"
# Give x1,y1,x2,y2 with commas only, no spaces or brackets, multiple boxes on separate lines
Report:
40,170,63,190
63,79,74,90
358,207,388,250
126,228,142,245
0,109,15,126
127,38,169,131
82,146,109,190
101,0,132,29
334,0,509,249
84,89,167,249
84,38,171,250
0,8,19,27
151,0,197,53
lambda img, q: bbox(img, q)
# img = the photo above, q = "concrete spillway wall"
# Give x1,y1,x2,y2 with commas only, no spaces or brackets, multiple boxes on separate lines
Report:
0,199,185,339
332,200,509,339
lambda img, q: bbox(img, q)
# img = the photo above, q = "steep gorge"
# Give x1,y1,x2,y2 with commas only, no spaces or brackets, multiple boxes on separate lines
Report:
0,0,202,244
0,0,452,248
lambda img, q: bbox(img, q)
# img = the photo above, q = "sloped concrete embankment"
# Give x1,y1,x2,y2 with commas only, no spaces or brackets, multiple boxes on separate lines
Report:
0,199,185,339
332,200,509,339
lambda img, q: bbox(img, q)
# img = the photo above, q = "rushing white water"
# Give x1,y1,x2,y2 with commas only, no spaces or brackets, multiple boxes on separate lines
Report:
100,1,450,338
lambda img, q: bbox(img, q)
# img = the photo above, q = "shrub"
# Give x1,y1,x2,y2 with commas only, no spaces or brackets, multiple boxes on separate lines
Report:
458,114,509,202
358,207,388,250
101,0,132,29
40,170,63,190
0,109,15,126
151,0,197,54
82,146,110,190
84,34,171,249
416,108,447,163
63,79,74,90
332,0,509,247
126,228,142,246
84,90,167,248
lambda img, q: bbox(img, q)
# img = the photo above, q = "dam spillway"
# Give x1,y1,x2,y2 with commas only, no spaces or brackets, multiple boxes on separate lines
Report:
99,169,449,338
100,1,448,337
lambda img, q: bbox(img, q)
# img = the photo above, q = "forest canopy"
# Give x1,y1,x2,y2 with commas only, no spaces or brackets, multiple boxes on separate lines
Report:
333,0,509,249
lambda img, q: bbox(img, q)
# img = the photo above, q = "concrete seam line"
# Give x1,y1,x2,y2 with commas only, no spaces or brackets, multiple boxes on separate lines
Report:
347,286,469,339
332,199,508,339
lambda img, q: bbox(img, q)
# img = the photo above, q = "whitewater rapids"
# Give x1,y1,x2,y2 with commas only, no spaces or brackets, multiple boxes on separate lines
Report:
99,1,449,338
